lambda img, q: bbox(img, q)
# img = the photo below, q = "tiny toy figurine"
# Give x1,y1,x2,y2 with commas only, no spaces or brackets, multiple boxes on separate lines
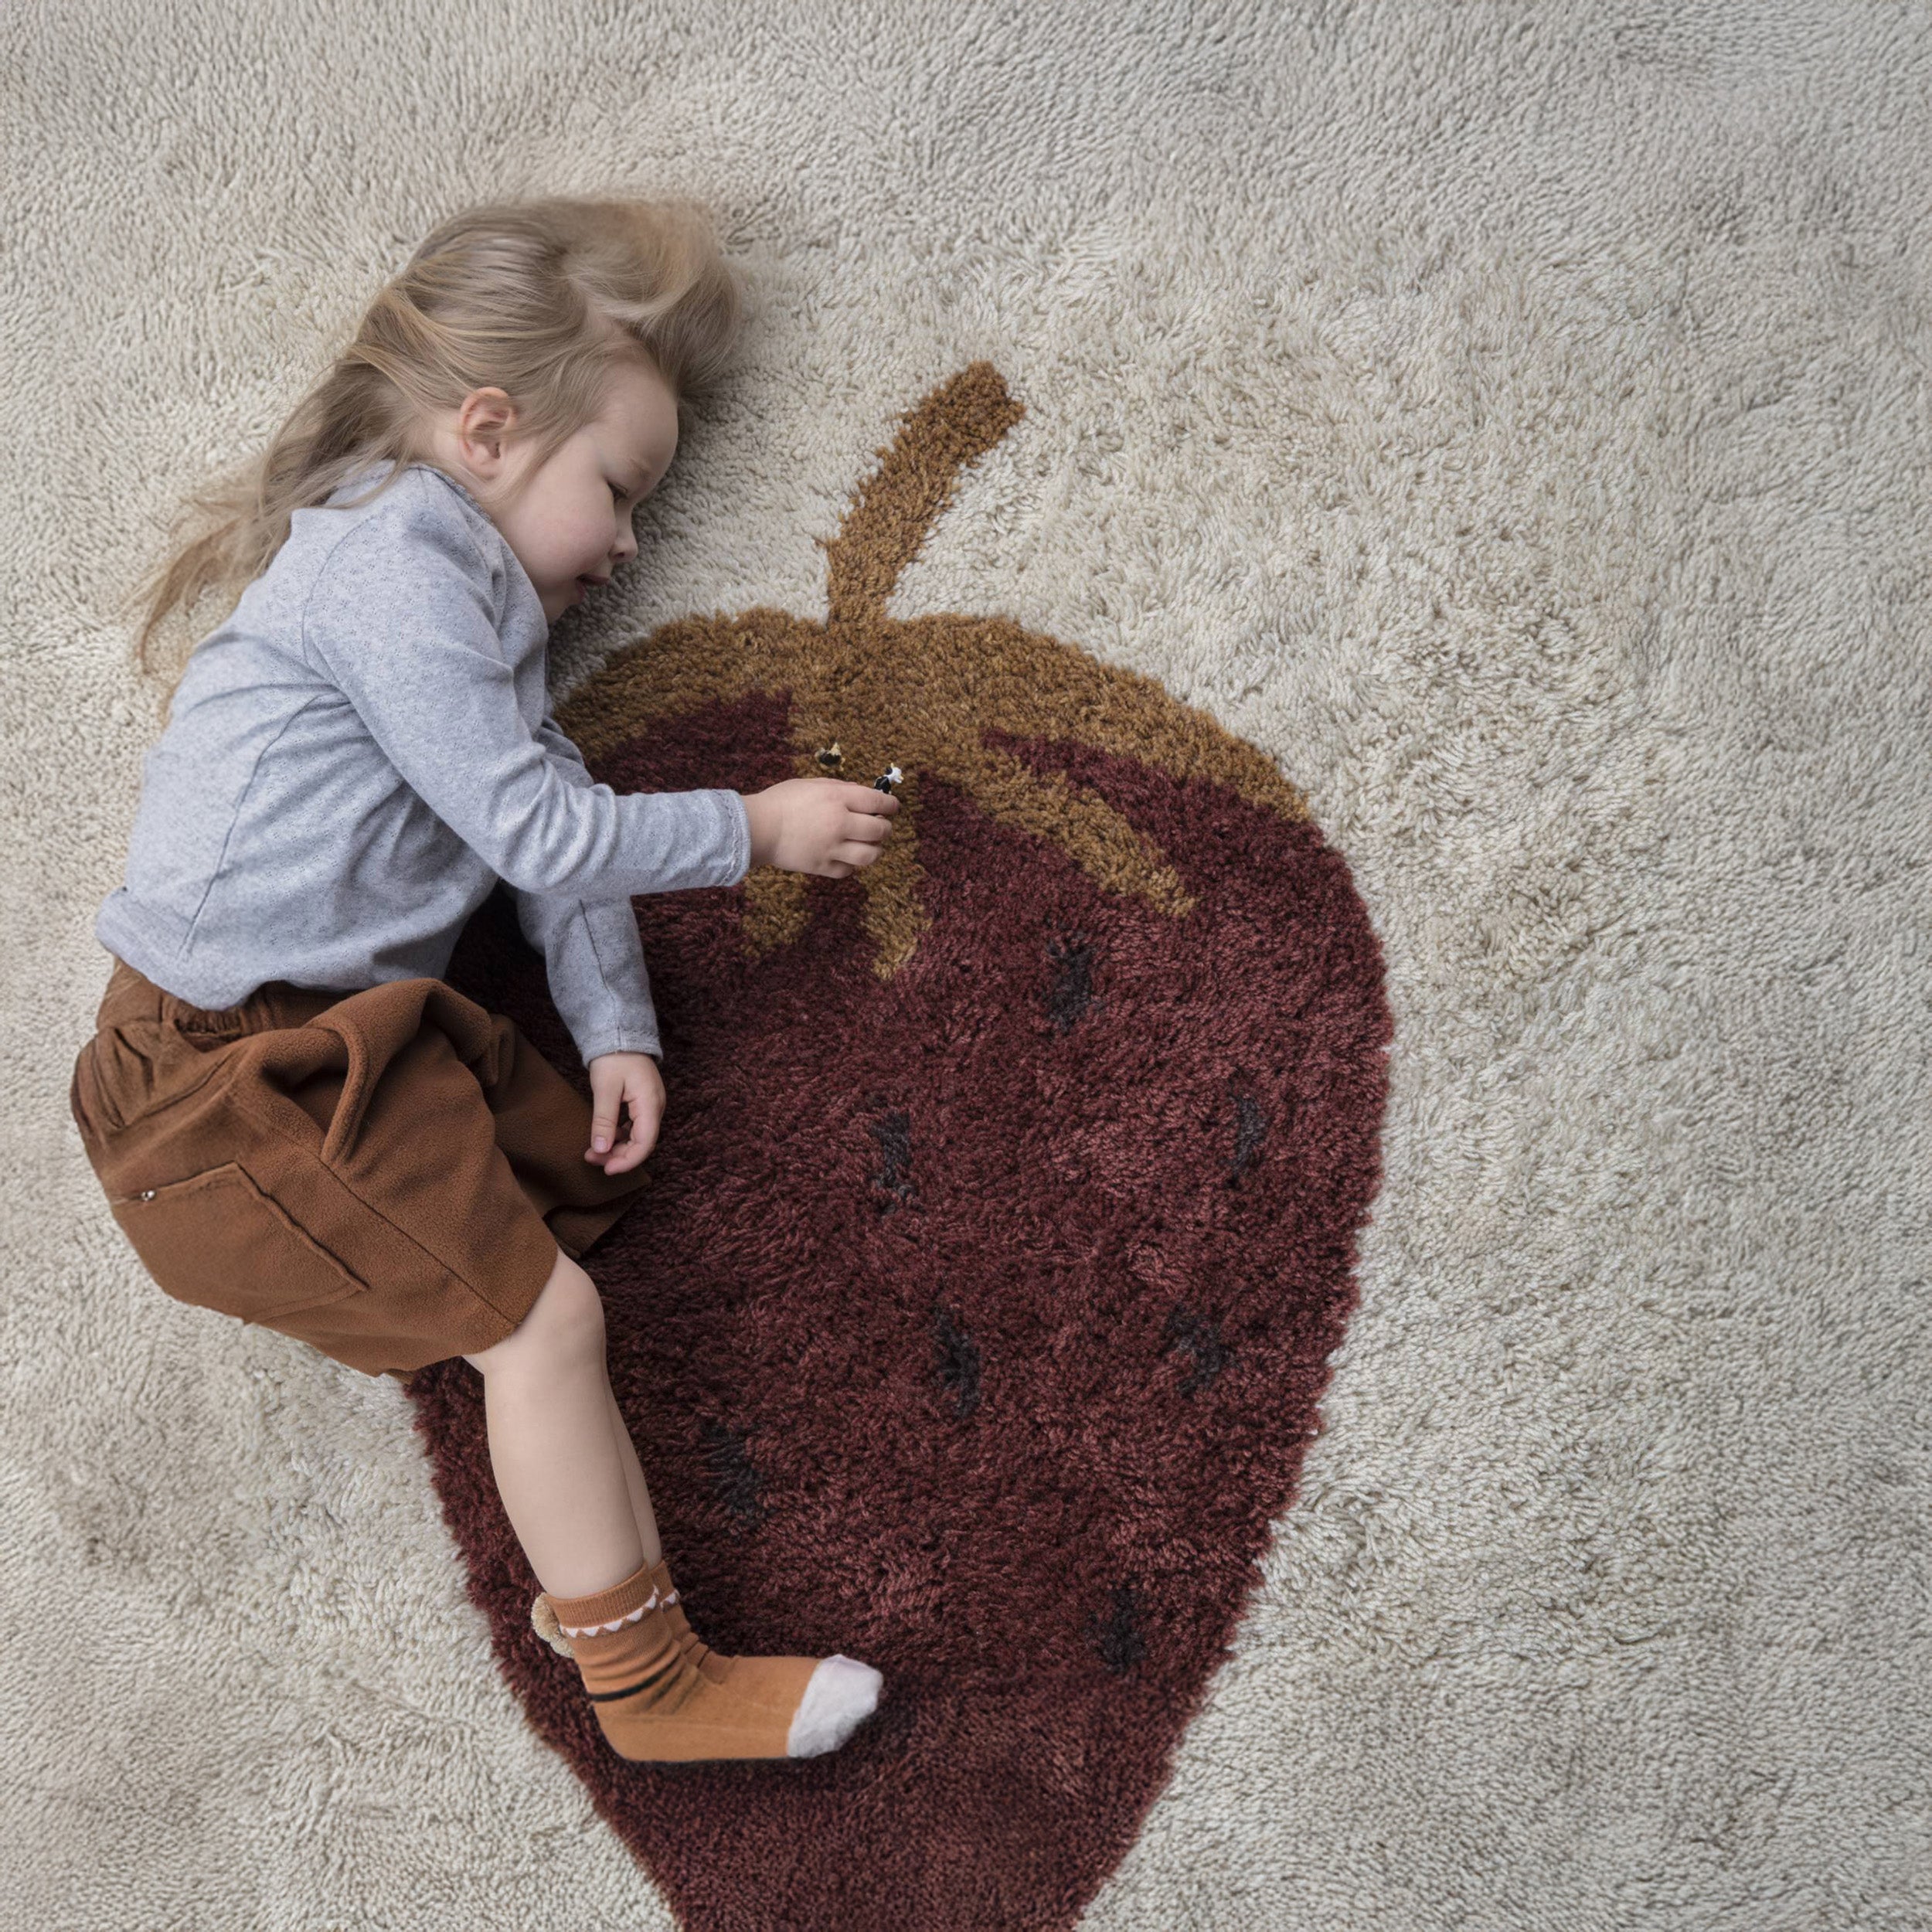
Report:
814,743,901,793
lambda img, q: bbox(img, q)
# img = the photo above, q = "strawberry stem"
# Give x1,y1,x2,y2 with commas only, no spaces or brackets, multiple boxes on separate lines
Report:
823,361,1026,630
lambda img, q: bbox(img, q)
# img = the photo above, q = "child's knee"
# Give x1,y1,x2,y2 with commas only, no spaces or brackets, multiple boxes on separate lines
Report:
465,1250,604,1372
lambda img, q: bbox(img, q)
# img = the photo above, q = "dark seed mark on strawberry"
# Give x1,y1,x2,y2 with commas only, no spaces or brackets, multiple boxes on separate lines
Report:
1045,931,1099,1034
697,1418,765,1531
932,1304,982,1418
1162,1304,1230,1396
1090,1582,1147,1676
1225,1079,1268,1187
868,1107,919,1215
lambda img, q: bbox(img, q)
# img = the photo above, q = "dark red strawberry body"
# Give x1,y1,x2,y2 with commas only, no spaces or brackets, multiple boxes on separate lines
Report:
409,367,1392,1931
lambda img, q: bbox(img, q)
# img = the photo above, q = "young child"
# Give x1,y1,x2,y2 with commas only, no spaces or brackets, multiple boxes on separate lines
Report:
67,193,898,1765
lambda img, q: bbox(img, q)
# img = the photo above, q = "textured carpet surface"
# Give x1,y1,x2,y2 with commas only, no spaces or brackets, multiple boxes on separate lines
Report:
4,4,1929,1929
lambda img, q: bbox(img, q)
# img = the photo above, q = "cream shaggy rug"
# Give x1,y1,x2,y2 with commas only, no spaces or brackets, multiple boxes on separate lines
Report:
4,2,1927,1927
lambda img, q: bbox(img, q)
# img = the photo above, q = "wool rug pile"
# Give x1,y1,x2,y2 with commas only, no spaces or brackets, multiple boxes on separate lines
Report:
4,4,1927,1928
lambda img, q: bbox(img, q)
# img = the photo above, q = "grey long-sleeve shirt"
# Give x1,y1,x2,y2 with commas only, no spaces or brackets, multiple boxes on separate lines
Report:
94,457,752,1063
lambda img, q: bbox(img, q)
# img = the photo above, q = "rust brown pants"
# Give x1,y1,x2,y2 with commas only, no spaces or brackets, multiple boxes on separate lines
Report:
69,958,651,1381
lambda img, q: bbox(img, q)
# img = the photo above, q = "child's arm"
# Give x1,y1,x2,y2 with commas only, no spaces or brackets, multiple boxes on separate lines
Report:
513,713,665,1066
302,502,750,903
510,719,908,1074
512,723,906,1178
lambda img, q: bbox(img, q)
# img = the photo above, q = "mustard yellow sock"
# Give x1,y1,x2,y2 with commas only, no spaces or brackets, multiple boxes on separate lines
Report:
543,1557,883,1763
646,1556,730,1683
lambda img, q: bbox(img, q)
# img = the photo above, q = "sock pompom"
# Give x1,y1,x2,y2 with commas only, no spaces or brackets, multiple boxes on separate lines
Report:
530,1593,575,1657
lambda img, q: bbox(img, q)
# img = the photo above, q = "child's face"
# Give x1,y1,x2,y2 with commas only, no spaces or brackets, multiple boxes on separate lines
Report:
436,356,681,628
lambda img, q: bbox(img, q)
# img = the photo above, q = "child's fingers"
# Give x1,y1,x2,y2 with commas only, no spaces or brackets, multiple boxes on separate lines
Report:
582,1059,664,1174
587,1063,625,1156
848,784,900,815
600,1076,662,1175
600,1131,648,1175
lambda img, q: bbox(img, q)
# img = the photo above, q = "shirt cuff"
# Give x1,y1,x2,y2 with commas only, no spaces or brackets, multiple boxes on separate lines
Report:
577,1031,663,1067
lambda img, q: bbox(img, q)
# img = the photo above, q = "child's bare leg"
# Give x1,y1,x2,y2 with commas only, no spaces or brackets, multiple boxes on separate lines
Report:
461,1249,644,1599
468,1253,884,1762
604,1381,664,1569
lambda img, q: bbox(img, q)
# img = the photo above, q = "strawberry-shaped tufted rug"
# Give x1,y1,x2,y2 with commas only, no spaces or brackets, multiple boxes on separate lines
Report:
408,364,1393,1931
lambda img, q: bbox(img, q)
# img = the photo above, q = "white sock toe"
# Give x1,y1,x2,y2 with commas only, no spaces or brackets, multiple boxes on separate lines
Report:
787,1654,884,1758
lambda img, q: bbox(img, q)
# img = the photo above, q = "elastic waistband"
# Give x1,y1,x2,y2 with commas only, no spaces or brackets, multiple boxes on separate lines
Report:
97,957,345,1040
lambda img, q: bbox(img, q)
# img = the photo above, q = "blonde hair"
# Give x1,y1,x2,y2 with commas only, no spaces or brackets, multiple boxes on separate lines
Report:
121,192,743,695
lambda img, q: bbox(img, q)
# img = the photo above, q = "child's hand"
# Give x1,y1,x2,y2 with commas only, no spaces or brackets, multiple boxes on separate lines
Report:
584,1050,665,1175
740,777,902,878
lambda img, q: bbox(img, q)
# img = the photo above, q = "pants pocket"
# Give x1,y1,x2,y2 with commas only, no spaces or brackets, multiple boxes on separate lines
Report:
110,1162,369,1325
